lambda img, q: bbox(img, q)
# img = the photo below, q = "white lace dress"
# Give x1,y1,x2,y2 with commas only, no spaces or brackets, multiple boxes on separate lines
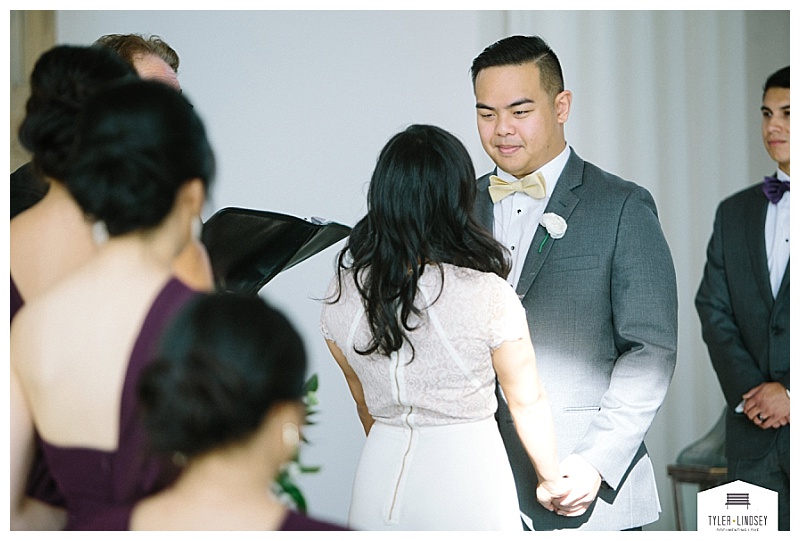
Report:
320,263,528,531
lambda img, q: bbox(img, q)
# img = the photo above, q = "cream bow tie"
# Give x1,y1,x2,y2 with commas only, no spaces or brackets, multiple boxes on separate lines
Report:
488,172,546,203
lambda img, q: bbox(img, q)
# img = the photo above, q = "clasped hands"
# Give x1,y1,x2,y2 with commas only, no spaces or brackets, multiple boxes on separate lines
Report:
741,382,790,430
536,454,601,517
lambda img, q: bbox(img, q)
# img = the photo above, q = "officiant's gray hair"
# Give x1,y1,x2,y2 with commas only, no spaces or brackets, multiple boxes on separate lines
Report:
94,33,180,73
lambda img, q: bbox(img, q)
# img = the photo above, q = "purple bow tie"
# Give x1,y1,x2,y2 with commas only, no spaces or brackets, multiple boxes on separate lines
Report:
762,176,790,204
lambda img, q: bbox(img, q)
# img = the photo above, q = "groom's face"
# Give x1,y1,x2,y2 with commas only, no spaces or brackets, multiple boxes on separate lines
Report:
474,61,570,179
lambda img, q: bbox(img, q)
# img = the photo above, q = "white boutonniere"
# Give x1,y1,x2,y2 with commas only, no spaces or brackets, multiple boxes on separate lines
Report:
538,213,567,253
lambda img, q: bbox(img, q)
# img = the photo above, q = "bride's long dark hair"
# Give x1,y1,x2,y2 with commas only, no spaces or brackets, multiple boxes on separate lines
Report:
331,124,510,358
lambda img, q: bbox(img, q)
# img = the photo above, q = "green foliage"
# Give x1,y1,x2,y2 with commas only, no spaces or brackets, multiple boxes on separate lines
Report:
272,373,321,513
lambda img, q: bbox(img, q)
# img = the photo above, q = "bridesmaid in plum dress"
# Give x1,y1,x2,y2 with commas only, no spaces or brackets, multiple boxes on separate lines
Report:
130,293,347,531
10,46,217,527
10,80,215,530
10,46,135,323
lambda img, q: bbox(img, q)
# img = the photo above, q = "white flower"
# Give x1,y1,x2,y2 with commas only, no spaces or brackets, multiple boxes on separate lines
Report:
540,213,567,239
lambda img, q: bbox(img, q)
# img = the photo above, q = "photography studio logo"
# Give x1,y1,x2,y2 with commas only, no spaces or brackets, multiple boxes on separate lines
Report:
697,480,777,532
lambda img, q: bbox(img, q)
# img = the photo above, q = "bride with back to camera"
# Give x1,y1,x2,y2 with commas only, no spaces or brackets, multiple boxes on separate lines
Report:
320,124,578,530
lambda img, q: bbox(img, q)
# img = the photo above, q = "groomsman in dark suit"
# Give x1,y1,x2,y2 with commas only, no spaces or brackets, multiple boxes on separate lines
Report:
471,35,678,530
696,65,790,531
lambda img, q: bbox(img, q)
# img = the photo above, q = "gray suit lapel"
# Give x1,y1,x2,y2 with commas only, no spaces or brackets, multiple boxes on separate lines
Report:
515,151,583,298
476,171,495,233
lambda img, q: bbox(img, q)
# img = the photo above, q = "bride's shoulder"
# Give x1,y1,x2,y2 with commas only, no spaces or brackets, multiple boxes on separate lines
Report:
443,263,507,287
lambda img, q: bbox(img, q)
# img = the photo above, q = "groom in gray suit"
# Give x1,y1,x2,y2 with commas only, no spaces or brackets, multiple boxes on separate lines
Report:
471,35,678,530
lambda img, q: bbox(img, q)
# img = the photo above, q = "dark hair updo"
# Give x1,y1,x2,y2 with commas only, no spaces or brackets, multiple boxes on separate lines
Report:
138,293,308,458
18,44,137,181
65,79,215,236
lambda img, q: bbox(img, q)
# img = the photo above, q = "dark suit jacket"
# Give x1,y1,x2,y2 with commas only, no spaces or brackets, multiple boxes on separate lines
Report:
10,162,49,219
695,182,790,460
477,148,678,530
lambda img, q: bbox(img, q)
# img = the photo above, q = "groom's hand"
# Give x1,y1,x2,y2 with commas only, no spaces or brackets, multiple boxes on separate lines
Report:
552,454,601,516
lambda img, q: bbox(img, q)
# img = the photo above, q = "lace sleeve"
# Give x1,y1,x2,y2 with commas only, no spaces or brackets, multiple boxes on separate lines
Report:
486,279,528,350
318,275,340,342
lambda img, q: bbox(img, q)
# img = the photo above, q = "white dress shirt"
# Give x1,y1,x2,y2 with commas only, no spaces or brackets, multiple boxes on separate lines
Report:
765,169,790,298
492,145,571,289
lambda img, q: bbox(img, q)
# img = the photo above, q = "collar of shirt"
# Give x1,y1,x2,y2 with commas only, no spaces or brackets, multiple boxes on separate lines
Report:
773,168,790,208
492,144,571,200
492,145,571,289
765,167,790,297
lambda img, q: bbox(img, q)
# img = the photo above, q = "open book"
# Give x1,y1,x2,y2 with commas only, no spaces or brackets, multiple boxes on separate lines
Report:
201,207,351,296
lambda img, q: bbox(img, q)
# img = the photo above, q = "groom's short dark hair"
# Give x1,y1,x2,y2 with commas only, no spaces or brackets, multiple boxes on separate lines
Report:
470,35,564,99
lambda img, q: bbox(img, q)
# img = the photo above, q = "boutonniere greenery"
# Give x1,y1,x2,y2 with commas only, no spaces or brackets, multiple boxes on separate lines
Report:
538,213,568,253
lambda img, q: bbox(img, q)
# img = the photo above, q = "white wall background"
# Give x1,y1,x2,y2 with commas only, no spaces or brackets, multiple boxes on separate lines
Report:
54,9,790,531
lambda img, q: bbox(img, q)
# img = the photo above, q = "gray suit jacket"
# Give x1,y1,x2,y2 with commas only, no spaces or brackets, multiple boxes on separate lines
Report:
695,182,789,460
477,149,678,530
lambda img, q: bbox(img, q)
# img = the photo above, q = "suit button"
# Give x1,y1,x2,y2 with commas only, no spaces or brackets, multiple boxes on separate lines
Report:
771,325,784,335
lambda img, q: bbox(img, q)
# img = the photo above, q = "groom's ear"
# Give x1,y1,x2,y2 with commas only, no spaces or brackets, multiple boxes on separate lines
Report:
554,90,572,125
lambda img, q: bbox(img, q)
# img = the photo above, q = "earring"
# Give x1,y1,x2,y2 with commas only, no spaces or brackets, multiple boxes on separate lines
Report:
282,422,300,449
171,451,188,467
92,221,109,245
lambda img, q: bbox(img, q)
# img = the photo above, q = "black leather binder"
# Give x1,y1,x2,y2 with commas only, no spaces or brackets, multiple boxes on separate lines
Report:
201,207,351,296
